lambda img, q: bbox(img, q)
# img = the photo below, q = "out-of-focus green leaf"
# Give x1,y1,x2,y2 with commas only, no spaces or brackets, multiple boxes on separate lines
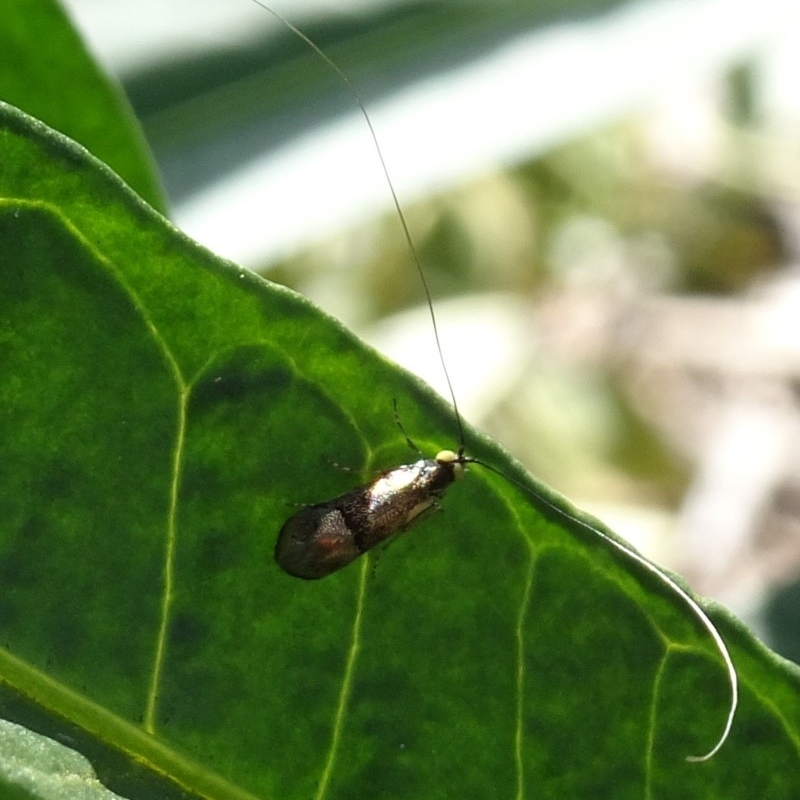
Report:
1,0,165,212
1,103,799,799
0,720,129,800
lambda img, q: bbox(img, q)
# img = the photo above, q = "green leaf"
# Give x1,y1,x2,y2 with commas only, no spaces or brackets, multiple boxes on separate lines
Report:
0,0,166,213
1,101,799,800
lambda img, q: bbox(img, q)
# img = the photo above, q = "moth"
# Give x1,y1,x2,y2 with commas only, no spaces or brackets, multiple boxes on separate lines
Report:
276,447,465,580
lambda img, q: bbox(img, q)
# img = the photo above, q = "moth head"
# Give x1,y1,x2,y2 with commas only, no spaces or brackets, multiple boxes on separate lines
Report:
435,449,465,480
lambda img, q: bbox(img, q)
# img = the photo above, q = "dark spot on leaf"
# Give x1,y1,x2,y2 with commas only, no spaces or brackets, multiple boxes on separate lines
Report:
168,612,209,654
191,347,293,410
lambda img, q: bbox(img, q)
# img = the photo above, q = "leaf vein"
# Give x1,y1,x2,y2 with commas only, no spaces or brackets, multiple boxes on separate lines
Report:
314,557,369,800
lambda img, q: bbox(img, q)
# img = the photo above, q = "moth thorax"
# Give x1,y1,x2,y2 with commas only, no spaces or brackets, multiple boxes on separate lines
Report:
435,449,465,480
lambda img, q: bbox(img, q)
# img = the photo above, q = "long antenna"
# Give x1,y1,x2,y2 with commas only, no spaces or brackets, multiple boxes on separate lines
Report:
248,0,466,450
467,455,737,762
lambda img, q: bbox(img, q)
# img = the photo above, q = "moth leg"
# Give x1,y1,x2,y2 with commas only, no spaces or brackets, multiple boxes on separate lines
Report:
322,454,384,482
392,398,423,456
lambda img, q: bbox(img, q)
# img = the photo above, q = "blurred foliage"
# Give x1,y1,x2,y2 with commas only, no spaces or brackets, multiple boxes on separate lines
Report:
0,0,165,210
92,0,796,535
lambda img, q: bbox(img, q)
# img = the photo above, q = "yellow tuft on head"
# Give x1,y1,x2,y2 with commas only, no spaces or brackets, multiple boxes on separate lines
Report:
436,450,465,479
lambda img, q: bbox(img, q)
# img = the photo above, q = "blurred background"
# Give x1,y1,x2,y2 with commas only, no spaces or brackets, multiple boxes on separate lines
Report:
61,0,800,661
